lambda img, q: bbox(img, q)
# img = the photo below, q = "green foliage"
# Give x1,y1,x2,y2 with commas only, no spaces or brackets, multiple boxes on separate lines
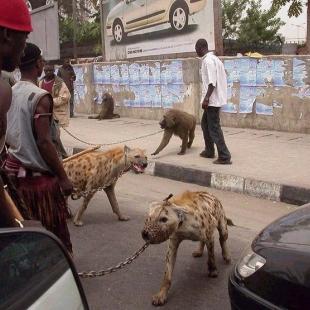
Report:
57,0,99,18
222,0,284,46
238,0,285,45
59,17,101,45
222,0,247,39
272,0,304,17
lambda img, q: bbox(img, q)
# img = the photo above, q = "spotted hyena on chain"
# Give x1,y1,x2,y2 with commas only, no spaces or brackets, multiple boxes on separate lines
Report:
63,146,147,226
142,190,233,306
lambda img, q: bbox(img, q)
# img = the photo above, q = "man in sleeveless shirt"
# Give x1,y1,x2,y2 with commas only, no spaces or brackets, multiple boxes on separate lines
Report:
5,43,74,253
0,0,32,227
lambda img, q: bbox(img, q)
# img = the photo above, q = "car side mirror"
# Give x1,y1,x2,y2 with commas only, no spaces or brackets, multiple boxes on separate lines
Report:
0,227,89,310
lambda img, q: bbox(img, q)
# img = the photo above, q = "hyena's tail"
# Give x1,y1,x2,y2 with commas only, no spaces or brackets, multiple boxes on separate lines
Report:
226,217,235,226
226,217,251,230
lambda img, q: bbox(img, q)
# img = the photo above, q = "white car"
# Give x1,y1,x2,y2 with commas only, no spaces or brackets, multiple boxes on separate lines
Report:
0,227,89,309
106,0,206,43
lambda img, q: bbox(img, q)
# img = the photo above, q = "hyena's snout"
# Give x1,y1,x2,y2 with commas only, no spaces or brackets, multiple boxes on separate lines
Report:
141,221,170,244
141,229,150,241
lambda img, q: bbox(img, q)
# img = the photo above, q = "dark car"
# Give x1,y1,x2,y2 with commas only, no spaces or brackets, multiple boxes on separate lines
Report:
229,203,310,310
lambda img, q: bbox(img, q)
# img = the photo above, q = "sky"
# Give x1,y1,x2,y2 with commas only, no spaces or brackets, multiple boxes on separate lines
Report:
262,0,307,42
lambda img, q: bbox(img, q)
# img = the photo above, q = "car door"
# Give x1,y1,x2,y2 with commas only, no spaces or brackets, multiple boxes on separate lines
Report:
123,0,147,31
146,0,170,25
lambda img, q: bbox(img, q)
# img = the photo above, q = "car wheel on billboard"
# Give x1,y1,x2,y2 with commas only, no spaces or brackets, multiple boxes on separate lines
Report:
169,3,188,31
113,20,126,44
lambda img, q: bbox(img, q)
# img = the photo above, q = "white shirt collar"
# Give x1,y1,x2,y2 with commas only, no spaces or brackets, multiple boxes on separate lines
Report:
202,51,214,60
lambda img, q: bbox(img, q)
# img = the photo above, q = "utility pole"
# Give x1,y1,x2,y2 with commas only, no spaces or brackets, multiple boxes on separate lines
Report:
99,0,105,60
213,0,224,55
72,0,78,60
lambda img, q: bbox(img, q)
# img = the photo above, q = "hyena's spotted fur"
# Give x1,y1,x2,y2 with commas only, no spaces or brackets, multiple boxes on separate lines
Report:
64,146,147,226
142,191,232,306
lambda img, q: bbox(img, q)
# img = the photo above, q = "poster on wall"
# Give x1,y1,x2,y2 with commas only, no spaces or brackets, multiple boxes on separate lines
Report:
103,0,215,61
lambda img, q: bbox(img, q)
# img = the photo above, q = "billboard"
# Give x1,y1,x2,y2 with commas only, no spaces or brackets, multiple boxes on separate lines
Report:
103,0,216,60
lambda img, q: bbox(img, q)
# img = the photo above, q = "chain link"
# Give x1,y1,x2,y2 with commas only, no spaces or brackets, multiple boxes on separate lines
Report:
61,126,163,147
61,124,153,278
78,242,150,278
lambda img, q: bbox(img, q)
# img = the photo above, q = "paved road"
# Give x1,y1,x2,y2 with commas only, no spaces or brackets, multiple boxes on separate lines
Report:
68,173,295,310
62,117,310,189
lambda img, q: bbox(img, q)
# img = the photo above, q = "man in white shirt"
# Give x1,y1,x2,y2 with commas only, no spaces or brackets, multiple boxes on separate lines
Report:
195,39,231,165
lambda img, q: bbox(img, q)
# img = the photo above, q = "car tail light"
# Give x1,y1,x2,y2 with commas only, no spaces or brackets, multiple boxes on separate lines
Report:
236,247,266,278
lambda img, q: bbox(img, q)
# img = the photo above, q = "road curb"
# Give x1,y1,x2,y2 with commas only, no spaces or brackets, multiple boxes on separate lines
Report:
67,147,310,206
151,162,310,206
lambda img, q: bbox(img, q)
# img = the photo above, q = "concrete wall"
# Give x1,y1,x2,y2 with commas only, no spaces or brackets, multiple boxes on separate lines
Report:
73,55,310,133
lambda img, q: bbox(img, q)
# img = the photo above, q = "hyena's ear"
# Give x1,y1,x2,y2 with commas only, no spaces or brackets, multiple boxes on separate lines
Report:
171,205,188,224
124,145,131,154
148,202,159,214
163,193,173,205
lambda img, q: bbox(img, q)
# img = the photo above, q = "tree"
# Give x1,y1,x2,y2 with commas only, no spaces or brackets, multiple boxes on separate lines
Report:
272,0,309,52
237,0,284,46
56,0,99,19
222,0,247,40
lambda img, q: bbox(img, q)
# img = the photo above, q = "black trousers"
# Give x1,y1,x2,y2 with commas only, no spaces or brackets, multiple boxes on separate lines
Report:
201,106,231,160
70,91,74,117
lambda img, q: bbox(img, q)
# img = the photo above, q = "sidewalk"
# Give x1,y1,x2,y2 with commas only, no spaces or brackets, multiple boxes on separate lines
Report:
61,115,310,206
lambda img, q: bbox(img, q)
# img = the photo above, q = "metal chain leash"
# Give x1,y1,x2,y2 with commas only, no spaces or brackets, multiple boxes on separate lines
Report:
78,242,150,278
61,126,163,147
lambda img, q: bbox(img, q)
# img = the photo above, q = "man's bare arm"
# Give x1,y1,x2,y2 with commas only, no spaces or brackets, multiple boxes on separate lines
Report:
0,80,23,226
0,177,23,227
34,95,73,196
202,84,215,109
0,80,12,139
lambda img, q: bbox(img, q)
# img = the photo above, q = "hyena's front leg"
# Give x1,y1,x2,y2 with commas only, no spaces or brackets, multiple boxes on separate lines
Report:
73,191,96,226
152,238,181,306
192,241,205,257
104,183,129,221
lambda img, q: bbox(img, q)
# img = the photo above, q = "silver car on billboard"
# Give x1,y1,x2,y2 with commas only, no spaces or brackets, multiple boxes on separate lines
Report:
106,0,207,43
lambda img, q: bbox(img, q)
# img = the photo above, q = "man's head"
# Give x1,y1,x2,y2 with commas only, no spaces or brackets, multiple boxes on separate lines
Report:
195,38,208,58
44,62,55,80
19,42,44,78
0,0,32,72
63,58,71,67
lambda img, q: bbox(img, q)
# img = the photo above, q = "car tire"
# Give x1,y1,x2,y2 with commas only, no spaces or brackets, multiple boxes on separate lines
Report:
169,3,189,32
113,20,126,44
